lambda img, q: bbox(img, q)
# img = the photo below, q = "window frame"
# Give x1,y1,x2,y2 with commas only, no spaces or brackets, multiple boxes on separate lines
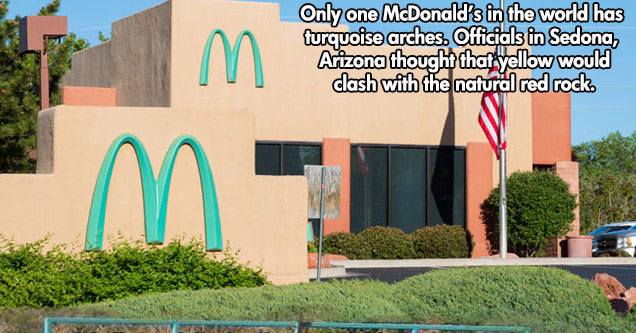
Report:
350,143,467,228
256,141,323,175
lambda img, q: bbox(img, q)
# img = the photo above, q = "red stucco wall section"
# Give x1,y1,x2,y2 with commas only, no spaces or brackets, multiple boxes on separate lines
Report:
555,161,581,236
532,92,571,165
322,138,351,234
62,86,117,107
467,142,493,257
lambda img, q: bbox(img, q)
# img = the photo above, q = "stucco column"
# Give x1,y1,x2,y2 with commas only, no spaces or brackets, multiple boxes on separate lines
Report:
467,142,493,257
322,138,350,234
554,161,580,236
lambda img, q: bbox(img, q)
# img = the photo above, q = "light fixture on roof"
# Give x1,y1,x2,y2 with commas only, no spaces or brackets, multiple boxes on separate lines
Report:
18,15,68,110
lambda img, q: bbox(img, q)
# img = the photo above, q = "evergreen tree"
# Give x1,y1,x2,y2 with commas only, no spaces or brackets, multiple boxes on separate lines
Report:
0,0,89,172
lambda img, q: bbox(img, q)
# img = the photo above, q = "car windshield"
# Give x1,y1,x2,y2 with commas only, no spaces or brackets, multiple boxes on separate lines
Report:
589,225,631,237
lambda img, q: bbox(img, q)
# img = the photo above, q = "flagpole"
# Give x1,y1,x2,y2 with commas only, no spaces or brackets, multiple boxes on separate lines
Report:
498,0,508,259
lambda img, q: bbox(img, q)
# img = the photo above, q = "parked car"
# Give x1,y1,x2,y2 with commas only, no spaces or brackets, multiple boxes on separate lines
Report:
589,222,636,253
594,222,636,256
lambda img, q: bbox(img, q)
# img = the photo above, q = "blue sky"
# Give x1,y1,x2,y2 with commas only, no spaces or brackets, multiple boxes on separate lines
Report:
7,0,635,145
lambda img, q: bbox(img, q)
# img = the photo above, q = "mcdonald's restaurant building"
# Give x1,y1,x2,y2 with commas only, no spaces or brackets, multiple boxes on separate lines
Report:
0,0,579,284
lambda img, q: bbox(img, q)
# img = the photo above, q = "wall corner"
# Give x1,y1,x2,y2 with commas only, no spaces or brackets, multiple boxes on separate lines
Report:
322,138,351,234
467,141,493,257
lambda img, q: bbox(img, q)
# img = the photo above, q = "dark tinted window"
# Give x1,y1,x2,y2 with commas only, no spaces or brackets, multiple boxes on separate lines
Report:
350,147,388,233
351,145,466,233
255,144,280,175
429,148,466,227
390,148,427,233
256,143,321,176
283,145,322,176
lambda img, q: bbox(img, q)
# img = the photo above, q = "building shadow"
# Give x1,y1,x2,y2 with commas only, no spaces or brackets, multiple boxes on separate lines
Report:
430,48,456,226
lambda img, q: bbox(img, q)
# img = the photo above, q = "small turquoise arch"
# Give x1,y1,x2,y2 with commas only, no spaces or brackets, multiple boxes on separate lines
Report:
199,29,264,87
85,134,222,252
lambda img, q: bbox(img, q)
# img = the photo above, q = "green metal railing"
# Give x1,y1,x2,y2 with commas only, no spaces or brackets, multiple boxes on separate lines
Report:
43,318,531,333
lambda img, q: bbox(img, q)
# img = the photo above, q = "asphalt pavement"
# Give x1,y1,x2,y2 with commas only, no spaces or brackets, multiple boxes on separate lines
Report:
334,265,636,287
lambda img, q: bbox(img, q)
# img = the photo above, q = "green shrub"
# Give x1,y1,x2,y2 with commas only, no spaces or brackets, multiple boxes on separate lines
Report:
483,171,577,257
321,232,371,259
411,225,473,258
307,243,318,253
595,249,632,257
72,266,633,332
358,227,415,259
0,238,267,308
396,266,626,332
81,279,406,323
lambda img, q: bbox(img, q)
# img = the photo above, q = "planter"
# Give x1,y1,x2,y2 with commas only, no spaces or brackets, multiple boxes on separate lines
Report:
567,235,593,258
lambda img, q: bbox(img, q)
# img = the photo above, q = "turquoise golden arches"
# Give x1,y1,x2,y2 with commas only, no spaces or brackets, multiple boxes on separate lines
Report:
85,134,222,252
199,29,264,87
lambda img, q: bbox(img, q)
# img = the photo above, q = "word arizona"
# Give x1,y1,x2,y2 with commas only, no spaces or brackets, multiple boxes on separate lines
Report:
317,50,386,70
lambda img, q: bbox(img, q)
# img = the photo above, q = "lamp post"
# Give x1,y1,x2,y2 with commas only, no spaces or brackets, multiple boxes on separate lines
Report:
18,16,68,110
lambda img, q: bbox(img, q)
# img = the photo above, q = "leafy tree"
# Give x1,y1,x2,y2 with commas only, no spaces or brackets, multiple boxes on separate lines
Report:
574,131,636,174
98,31,110,43
573,131,636,233
482,171,576,257
0,0,89,173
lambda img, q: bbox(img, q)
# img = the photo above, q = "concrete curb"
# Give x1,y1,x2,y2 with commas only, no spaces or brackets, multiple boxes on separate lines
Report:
330,257,636,269
308,266,368,279
308,266,346,278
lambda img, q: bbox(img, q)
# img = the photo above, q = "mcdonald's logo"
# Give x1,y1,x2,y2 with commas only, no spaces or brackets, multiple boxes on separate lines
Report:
85,134,222,252
199,29,264,87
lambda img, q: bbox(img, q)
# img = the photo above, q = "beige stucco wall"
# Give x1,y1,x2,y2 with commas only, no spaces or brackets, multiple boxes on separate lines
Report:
169,0,351,141
0,105,308,284
167,0,533,178
64,0,534,179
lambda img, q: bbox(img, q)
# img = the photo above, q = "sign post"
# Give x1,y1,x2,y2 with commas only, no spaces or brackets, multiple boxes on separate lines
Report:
304,165,341,281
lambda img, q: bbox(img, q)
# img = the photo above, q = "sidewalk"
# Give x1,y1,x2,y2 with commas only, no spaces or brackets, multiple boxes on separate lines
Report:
330,257,636,269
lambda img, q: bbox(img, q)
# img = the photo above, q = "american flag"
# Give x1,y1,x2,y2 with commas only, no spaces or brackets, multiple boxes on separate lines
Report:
355,146,369,176
478,55,507,159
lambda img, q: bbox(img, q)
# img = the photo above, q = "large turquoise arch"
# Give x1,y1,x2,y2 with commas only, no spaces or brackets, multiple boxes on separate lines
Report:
85,134,222,252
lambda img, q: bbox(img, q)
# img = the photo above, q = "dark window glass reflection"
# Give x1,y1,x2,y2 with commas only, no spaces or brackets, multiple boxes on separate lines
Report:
255,144,280,175
390,148,427,233
350,147,388,233
283,145,322,176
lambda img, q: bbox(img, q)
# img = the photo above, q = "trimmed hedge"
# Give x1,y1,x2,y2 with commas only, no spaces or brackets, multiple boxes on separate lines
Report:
322,232,372,259
322,226,473,259
411,225,473,258
0,238,267,308
359,227,415,259
71,266,633,332
484,171,577,257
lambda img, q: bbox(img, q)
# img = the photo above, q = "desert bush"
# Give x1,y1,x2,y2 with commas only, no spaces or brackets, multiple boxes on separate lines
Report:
358,227,415,259
0,238,266,308
307,243,318,253
73,266,632,332
595,249,632,257
321,232,372,259
396,266,625,332
411,225,473,258
483,171,577,257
